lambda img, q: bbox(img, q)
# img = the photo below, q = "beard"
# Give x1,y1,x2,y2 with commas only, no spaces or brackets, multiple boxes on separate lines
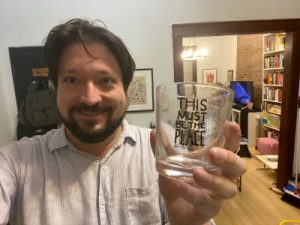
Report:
58,102,127,143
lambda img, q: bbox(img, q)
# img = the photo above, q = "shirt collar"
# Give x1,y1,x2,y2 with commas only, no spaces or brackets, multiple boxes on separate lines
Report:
48,120,136,152
47,125,68,152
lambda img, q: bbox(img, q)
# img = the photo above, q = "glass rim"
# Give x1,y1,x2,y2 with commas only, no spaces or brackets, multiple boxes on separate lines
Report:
156,82,234,99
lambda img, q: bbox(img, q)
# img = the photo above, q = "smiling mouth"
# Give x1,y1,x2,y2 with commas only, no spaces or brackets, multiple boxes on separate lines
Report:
75,109,108,120
71,103,111,120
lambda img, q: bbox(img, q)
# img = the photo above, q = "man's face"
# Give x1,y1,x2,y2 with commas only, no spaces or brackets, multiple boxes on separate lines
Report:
56,42,128,143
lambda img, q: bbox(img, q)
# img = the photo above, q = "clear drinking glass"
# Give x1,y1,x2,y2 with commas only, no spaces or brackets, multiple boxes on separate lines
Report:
155,83,233,180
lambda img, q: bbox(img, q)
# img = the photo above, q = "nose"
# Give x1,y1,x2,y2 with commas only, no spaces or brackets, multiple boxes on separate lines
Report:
79,81,102,105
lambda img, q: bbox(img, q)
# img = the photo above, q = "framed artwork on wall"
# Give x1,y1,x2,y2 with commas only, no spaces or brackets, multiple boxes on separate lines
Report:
127,68,154,112
203,68,217,84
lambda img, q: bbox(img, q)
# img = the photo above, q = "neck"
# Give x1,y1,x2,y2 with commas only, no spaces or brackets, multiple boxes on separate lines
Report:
65,125,123,159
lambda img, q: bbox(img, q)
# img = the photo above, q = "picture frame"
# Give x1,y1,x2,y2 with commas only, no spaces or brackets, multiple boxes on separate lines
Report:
203,68,217,84
127,68,154,112
227,69,234,82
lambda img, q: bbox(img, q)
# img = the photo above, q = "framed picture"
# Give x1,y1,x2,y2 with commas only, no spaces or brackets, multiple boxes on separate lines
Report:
227,69,234,82
127,68,154,112
203,68,217,84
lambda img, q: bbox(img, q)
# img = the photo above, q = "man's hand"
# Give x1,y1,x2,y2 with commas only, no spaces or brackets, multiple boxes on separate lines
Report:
150,122,246,225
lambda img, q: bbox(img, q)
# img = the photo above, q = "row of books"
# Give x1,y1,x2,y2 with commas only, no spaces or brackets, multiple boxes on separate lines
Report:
264,72,283,85
264,34,285,53
264,54,284,69
263,87,283,102
261,102,282,115
262,111,281,130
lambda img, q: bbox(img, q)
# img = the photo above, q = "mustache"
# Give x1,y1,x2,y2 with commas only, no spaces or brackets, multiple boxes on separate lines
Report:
70,103,112,114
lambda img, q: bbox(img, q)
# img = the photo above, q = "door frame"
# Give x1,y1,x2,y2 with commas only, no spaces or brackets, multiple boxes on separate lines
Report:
172,19,300,189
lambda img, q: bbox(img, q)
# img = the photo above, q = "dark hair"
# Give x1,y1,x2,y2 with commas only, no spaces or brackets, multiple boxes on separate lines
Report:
44,18,136,90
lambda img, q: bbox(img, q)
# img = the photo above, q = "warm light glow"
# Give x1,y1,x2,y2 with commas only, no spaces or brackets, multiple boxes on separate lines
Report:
181,46,208,60
193,47,208,58
181,46,195,60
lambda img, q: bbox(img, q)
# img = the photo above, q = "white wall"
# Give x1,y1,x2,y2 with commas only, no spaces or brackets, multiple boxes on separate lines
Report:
182,35,237,84
220,36,238,83
183,61,194,82
1,0,300,145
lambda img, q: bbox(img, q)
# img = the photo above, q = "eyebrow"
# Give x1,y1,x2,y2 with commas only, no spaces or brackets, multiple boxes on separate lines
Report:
64,68,79,74
61,68,120,79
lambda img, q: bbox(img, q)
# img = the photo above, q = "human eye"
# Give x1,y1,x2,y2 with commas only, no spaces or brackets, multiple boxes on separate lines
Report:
63,76,80,85
99,77,116,87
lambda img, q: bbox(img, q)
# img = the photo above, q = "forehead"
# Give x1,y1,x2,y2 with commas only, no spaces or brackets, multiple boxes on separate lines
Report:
58,41,121,74
60,41,111,61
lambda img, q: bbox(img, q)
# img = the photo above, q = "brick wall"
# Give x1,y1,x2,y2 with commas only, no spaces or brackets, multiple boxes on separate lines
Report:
236,34,263,108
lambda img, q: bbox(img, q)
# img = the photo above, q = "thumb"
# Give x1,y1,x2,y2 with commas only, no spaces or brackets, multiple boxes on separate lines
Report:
150,129,156,154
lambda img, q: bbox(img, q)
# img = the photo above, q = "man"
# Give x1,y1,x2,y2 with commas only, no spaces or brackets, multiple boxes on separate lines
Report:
0,18,245,225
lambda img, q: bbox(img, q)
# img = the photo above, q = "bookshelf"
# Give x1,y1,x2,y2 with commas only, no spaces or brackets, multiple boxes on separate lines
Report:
261,33,285,141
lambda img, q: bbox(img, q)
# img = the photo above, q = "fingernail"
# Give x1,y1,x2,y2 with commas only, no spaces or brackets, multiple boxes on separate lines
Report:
211,147,227,162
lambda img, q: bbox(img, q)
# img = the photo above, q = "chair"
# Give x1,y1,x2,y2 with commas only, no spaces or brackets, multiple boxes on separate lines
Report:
236,175,242,192
235,145,243,191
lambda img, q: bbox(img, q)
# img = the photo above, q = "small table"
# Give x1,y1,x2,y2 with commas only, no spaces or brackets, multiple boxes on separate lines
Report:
255,155,278,170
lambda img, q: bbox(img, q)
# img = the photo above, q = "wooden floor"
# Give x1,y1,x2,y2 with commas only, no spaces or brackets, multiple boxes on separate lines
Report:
214,148,300,225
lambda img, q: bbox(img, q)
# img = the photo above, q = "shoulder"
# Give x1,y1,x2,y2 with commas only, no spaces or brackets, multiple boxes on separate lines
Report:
123,121,154,154
0,128,61,163
124,121,152,140
127,123,151,135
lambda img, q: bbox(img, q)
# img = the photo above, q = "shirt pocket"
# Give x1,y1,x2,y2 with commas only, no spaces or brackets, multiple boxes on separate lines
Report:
126,182,162,225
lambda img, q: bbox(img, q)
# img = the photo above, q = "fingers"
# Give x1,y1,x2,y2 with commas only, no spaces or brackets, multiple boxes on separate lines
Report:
192,169,238,200
208,147,246,179
159,175,221,222
158,174,196,205
150,129,156,154
223,121,241,152
162,171,227,219
155,126,177,155
150,128,176,155
160,174,222,218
